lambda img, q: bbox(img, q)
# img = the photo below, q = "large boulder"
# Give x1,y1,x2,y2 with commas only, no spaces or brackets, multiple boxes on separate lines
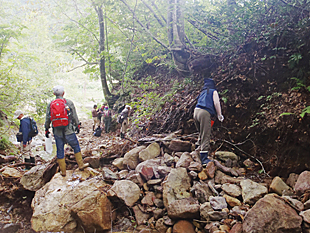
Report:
243,194,303,233
31,169,112,232
294,170,310,196
123,146,146,170
162,168,191,208
138,142,160,162
20,164,49,191
107,180,141,207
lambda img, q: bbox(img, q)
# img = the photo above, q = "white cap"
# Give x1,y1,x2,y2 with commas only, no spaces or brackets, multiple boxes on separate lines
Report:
13,110,23,119
53,85,65,96
125,105,132,110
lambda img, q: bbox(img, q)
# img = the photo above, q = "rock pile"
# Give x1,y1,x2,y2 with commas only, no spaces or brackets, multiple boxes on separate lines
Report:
27,137,310,233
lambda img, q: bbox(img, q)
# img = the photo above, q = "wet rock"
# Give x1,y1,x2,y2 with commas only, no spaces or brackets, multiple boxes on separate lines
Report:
133,205,151,225
215,151,238,162
243,194,303,233
20,164,48,191
31,171,111,232
240,179,268,205
172,220,195,233
269,176,291,195
162,168,191,208
112,157,125,170
2,167,22,178
108,180,141,207
168,140,192,152
294,171,310,196
175,152,193,168
167,197,200,219
210,196,227,210
221,183,242,197
123,146,146,170
139,142,161,162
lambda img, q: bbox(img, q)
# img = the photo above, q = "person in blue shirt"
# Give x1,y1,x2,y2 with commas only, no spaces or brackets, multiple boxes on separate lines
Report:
14,110,35,167
194,78,224,166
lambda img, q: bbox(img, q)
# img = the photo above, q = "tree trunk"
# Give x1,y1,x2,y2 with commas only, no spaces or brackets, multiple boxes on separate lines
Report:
97,6,114,106
167,0,190,74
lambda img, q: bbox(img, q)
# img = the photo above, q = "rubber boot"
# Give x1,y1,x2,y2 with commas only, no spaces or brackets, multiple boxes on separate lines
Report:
74,152,89,170
24,158,31,170
57,158,66,177
200,151,212,167
120,132,125,139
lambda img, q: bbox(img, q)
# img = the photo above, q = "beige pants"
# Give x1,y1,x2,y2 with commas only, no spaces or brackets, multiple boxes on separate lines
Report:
194,108,211,152
121,119,129,134
93,117,100,128
20,142,32,159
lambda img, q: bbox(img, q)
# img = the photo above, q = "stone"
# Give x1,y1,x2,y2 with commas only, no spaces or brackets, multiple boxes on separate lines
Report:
243,194,303,233
240,179,268,205
210,196,227,210
222,183,242,197
214,170,242,185
2,167,22,178
123,146,146,170
153,208,165,220
132,205,151,225
31,171,111,232
223,194,241,207
198,169,209,180
167,197,200,219
1,223,21,233
294,171,310,196
20,164,48,191
282,196,304,211
154,199,164,208
188,171,198,179
175,152,193,168
286,173,299,188
102,167,118,180
168,140,192,152
188,161,203,172
127,172,145,187
136,159,161,181
139,142,161,162
205,161,216,178
155,218,168,233
162,168,191,208
108,180,141,207
157,166,172,177
269,176,291,195
141,192,156,206
173,220,195,233
112,157,125,170
300,209,310,224
83,156,100,168
229,223,243,233
208,211,228,221
215,151,238,162
200,202,213,221
305,199,310,210
191,181,213,203
118,170,129,179
230,206,248,217
163,153,175,166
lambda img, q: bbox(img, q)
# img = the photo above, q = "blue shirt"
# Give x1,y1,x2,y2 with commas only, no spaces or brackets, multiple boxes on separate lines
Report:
196,88,216,116
19,117,32,145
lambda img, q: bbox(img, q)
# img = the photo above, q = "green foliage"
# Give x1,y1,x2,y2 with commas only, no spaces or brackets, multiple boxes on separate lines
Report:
279,112,293,117
300,106,310,118
0,134,11,150
288,53,302,69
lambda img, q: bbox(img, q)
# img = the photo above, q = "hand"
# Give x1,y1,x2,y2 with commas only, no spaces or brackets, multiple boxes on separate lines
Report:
218,115,224,122
45,130,50,138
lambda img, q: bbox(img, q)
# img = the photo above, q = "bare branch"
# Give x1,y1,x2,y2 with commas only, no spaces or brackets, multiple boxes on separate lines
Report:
187,19,219,41
141,0,165,27
150,0,167,24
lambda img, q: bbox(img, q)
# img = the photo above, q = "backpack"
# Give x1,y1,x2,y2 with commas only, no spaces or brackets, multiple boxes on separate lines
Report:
28,117,39,137
94,127,102,137
50,99,69,128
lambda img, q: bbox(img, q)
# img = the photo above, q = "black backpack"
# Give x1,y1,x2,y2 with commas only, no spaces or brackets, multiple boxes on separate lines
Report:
28,117,39,137
94,127,102,137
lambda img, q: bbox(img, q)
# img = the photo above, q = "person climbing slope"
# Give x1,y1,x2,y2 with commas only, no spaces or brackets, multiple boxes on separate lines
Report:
44,85,88,176
194,78,224,166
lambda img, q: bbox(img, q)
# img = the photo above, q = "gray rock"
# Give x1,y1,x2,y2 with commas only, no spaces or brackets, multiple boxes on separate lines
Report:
139,142,161,162
215,151,238,162
240,179,268,205
295,171,310,196
210,196,227,210
123,146,146,169
222,183,242,197
269,176,291,196
167,197,200,219
20,164,48,191
175,152,193,168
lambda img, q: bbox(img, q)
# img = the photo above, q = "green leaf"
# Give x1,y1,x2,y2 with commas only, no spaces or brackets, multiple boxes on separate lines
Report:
279,112,293,117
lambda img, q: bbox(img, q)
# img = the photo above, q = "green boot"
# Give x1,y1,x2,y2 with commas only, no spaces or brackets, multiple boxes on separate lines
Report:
57,158,66,177
74,152,89,170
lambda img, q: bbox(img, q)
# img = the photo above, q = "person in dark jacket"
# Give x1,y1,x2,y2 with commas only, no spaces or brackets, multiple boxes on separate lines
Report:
119,105,131,139
194,78,224,166
14,110,35,167
103,106,112,133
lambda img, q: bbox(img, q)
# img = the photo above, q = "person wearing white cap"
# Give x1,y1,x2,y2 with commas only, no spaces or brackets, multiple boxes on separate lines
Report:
13,110,35,167
44,85,88,177
118,105,132,139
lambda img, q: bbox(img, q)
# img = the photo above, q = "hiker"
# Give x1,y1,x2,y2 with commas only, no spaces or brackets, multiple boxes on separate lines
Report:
98,105,104,127
194,78,224,166
118,105,132,139
103,105,112,133
44,85,89,177
91,104,100,131
13,110,35,167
